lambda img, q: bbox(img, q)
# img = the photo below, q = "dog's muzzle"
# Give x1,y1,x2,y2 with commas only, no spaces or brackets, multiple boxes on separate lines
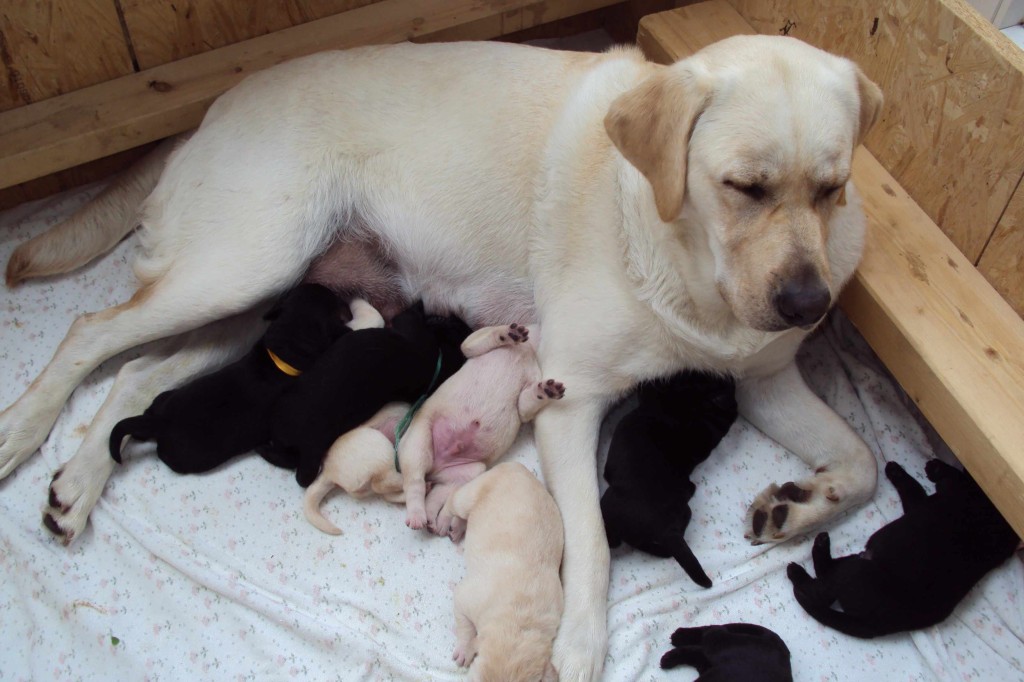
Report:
773,269,831,329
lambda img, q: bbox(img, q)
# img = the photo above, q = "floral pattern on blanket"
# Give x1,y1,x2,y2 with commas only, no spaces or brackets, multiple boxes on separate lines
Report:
1,185,1023,682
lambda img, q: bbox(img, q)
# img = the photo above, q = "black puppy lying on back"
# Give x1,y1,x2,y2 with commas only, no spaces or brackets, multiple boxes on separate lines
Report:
660,623,793,681
266,301,473,487
787,459,1020,638
109,284,352,473
601,370,737,588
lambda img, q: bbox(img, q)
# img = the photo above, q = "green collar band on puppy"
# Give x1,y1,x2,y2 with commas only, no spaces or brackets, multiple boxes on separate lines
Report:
393,351,444,472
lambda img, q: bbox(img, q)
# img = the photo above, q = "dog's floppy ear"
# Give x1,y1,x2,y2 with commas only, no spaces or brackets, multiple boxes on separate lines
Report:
604,62,710,223
854,66,883,147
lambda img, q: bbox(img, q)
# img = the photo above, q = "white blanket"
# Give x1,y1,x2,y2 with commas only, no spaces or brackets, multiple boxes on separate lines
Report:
2,157,1023,682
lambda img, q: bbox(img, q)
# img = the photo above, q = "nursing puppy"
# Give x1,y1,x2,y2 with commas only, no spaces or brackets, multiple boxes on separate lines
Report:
438,462,562,682
601,370,737,588
659,623,793,681
266,302,472,487
2,35,884,679
303,401,409,535
398,323,565,532
787,459,1020,638
106,284,362,473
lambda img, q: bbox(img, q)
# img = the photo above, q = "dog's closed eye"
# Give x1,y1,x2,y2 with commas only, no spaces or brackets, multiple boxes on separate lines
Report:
816,184,845,203
723,179,767,201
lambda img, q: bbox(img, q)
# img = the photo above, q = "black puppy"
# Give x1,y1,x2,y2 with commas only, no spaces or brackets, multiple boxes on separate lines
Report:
660,623,793,681
601,370,737,588
266,301,472,487
109,284,350,473
787,459,1020,638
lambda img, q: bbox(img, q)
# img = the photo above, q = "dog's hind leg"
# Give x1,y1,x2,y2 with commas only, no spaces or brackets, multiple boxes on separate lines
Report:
883,461,928,513
43,307,264,544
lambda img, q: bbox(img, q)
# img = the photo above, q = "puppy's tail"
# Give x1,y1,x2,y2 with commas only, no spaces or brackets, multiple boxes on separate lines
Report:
304,475,343,535
109,415,156,463
6,134,186,287
669,536,712,589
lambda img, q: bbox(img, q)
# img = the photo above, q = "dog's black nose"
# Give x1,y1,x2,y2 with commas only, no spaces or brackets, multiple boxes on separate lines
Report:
774,271,831,328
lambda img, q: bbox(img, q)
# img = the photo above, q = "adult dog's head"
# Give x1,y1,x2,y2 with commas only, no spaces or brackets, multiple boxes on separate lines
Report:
605,35,882,333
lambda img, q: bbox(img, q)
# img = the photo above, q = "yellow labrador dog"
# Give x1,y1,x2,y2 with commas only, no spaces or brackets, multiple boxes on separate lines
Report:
0,35,881,680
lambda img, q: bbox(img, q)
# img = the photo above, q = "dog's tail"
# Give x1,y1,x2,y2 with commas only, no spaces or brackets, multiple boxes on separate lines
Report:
304,475,343,535
6,134,187,287
669,535,712,589
109,415,157,464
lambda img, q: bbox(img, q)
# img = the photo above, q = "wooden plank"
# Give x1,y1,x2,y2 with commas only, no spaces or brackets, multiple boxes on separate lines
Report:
638,2,1024,538
978,182,1024,317
725,0,1024,266
0,144,157,212
0,0,564,191
416,0,619,44
841,151,1024,535
120,0,384,70
0,1,134,112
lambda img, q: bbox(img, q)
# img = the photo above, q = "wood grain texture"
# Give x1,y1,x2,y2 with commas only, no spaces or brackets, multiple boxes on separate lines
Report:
120,0,383,70
417,0,620,44
727,0,1024,266
0,0,564,191
978,182,1024,317
0,1,134,112
639,1,1024,539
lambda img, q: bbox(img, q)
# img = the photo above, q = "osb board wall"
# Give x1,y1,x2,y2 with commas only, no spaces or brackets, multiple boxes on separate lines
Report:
0,1,135,112
119,0,382,69
0,0,387,207
0,0,660,211
727,0,1024,318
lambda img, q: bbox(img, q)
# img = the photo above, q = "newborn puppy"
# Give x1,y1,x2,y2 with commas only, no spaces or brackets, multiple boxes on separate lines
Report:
303,401,409,535
601,370,737,588
398,323,564,531
267,301,473,487
659,623,793,681
439,462,562,682
787,459,1020,638
108,284,366,473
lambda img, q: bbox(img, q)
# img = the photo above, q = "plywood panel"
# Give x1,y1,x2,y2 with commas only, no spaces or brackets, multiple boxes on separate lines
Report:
0,0,134,112
727,0,1024,264
418,0,618,44
120,0,383,70
0,0,627,192
979,183,1024,317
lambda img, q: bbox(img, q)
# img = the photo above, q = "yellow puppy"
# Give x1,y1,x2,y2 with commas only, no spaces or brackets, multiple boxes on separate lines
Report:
439,462,563,681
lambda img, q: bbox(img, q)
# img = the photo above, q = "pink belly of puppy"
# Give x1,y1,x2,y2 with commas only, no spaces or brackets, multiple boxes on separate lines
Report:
428,408,520,485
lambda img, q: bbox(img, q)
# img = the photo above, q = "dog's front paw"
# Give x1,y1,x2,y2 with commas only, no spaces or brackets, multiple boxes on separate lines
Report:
453,642,476,668
552,608,607,682
744,477,845,545
0,409,51,479
42,454,115,546
405,509,429,531
536,379,565,401
447,517,467,543
786,562,812,585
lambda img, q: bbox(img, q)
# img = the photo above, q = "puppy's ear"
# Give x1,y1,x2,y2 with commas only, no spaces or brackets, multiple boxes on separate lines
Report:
605,62,710,223
854,66,883,147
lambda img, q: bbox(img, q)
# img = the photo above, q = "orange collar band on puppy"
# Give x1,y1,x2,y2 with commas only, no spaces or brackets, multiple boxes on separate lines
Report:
267,348,302,377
